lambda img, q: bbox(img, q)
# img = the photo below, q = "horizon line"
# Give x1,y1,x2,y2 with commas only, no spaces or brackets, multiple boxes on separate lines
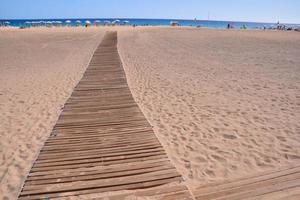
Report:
1,17,299,25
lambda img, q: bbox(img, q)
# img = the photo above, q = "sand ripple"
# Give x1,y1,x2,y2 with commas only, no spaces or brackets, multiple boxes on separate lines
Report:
118,28,300,187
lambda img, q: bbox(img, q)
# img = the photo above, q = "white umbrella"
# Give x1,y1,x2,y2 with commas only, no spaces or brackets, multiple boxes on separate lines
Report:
123,20,130,25
112,20,120,25
25,21,31,27
94,20,101,26
65,20,71,27
30,21,39,27
45,21,53,27
104,20,110,26
85,20,91,27
75,20,81,26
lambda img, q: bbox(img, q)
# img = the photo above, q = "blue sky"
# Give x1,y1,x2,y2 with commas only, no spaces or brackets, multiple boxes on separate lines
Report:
1,0,299,23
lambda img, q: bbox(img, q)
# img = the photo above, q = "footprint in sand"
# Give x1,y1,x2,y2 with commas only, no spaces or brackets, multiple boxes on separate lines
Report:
205,169,216,178
222,134,237,140
211,154,227,163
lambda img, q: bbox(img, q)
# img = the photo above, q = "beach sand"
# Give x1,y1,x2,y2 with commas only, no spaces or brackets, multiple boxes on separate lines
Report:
0,27,105,199
0,27,300,199
118,27,300,188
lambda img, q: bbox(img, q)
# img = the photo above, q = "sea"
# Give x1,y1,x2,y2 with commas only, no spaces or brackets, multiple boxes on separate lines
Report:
1,18,299,29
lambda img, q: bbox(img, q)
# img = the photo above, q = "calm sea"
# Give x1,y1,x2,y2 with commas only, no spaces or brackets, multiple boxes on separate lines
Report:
0,18,299,29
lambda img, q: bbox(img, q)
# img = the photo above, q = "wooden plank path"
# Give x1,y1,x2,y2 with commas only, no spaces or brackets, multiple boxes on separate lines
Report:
18,31,188,199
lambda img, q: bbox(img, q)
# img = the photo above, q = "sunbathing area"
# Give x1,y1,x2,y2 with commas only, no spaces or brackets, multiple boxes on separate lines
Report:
0,26,299,199
1,1,300,199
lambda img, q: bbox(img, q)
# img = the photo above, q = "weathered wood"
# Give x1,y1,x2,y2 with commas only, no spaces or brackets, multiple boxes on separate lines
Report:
18,31,183,199
193,165,300,200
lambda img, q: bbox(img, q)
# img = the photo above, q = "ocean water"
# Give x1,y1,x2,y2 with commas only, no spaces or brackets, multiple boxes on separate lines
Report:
0,18,299,29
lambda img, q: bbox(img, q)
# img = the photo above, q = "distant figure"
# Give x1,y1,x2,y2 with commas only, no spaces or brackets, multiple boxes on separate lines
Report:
227,23,230,29
263,25,266,30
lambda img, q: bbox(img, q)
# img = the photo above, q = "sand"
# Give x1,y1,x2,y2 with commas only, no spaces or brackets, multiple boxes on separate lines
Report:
0,27,300,199
118,28,300,188
0,27,105,199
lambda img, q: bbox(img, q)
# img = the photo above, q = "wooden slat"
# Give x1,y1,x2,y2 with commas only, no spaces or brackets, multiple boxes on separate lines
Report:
193,165,300,200
18,31,183,199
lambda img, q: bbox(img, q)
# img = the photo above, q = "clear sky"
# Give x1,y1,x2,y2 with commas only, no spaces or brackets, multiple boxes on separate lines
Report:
1,0,299,23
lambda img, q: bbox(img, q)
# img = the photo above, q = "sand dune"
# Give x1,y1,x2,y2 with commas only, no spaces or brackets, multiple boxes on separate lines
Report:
118,28,300,188
0,28,105,199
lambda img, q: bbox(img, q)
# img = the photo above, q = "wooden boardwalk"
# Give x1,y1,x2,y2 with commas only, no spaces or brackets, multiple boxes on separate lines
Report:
18,31,300,200
18,32,185,199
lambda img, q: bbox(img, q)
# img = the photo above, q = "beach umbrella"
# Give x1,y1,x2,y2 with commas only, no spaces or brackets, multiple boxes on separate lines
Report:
94,20,101,26
112,20,120,25
85,20,91,27
104,20,110,26
122,20,130,25
53,21,62,26
31,21,41,27
65,20,71,26
25,21,31,27
45,21,53,27
75,20,81,26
